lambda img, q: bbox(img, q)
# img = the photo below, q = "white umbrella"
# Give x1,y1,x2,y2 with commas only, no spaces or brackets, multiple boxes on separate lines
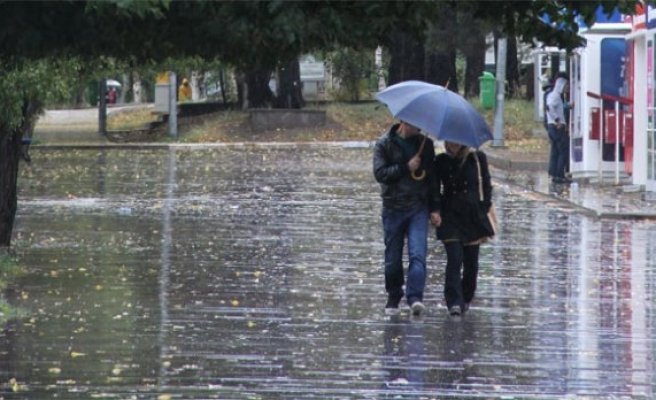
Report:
106,79,122,88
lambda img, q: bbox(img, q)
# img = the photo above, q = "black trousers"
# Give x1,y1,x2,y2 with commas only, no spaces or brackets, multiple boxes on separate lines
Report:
443,241,480,310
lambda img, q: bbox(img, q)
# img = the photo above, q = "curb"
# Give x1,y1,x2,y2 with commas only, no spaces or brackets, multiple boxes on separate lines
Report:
486,154,547,172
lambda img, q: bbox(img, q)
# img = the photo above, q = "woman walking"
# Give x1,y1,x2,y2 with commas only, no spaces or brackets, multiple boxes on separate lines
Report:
432,141,493,316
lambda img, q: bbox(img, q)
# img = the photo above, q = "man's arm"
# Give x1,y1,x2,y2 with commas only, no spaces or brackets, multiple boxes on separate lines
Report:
373,141,408,184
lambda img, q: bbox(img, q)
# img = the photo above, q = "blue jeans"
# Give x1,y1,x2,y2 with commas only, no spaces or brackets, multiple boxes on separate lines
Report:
382,206,429,304
547,124,568,179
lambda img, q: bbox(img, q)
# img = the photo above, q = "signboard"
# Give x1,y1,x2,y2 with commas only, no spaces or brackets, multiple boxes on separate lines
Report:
300,62,325,81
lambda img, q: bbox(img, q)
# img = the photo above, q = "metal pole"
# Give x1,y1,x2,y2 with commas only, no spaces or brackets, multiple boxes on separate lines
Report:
168,72,178,138
493,37,507,147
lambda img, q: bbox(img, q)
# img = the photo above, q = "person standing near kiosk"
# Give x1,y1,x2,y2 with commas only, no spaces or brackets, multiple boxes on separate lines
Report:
546,74,571,184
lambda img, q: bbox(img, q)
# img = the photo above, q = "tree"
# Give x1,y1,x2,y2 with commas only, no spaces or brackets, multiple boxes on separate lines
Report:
456,7,489,99
0,58,79,248
330,47,375,102
424,2,459,90
0,1,169,249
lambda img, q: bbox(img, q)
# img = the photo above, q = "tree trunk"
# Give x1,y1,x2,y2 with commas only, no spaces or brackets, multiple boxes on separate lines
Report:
74,84,87,108
463,26,487,99
220,68,228,105
274,59,304,109
387,31,425,85
425,50,457,92
245,68,274,108
235,72,247,109
119,73,129,104
0,129,20,249
132,71,142,104
424,3,458,91
0,99,39,249
506,35,520,99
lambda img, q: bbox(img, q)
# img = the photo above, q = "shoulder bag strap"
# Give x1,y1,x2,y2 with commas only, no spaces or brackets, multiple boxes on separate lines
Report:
472,152,483,202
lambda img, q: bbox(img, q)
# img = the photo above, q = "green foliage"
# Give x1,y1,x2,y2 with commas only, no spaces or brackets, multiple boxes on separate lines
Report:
0,58,77,132
330,48,376,102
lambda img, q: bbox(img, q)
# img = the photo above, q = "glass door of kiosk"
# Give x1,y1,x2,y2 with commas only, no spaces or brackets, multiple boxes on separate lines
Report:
648,37,656,192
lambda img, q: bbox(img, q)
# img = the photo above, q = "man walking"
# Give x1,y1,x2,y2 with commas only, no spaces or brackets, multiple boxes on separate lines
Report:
373,121,441,316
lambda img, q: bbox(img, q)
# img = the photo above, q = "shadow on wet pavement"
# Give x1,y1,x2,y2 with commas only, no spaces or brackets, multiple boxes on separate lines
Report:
2,146,655,398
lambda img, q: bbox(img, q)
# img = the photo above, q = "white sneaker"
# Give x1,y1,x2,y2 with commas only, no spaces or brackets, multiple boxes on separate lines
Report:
411,301,425,316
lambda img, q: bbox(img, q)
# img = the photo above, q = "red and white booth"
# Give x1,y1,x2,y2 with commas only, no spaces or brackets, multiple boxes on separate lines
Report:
569,13,632,184
625,3,656,191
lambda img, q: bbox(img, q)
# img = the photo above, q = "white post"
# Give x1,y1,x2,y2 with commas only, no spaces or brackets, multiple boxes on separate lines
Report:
598,99,603,183
615,101,620,185
375,46,386,90
168,72,177,138
493,37,507,147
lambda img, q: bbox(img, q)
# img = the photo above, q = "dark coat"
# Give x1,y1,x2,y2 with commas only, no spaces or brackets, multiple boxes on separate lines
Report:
373,124,440,212
433,150,492,243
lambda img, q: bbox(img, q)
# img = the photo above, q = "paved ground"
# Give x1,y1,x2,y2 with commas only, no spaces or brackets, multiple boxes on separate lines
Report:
33,105,143,143
3,144,656,399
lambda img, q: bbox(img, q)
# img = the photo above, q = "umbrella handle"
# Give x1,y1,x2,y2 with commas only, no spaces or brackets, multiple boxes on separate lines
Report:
416,134,427,157
411,134,428,181
411,169,426,181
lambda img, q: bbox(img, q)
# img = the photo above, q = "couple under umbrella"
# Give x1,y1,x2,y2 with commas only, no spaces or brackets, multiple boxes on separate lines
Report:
373,80,495,317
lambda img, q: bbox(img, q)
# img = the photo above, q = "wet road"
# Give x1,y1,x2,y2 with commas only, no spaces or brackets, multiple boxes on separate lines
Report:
2,145,656,399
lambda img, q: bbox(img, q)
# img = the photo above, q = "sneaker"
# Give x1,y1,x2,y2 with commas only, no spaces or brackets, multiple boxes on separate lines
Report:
410,301,425,316
463,303,470,313
448,305,462,317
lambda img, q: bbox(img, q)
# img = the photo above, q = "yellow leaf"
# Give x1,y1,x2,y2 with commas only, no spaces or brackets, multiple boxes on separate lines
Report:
70,352,86,358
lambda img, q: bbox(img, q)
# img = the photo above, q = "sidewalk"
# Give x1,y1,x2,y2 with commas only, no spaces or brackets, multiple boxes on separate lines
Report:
484,145,656,219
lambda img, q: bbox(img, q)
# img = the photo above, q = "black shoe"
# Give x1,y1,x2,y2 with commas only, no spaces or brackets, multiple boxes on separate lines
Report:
448,305,462,317
552,176,572,184
385,294,402,314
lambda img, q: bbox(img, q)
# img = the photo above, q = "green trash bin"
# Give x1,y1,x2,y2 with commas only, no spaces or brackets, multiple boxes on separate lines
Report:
479,71,496,110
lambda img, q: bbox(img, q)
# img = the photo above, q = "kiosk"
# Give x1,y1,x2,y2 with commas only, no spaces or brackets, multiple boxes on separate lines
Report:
569,11,631,183
625,4,656,192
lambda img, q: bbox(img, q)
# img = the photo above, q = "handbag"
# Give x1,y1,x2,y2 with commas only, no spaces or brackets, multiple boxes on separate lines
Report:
467,152,496,245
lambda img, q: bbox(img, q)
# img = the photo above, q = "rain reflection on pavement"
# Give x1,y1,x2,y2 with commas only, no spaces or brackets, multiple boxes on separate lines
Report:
2,146,655,399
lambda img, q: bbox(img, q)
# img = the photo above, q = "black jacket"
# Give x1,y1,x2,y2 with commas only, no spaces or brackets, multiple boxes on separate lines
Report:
373,124,440,212
433,150,492,242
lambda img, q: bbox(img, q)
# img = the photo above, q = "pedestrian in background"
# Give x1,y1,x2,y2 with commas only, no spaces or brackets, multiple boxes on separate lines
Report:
432,141,493,317
178,78,192,102
373,121,441,316
546,74,571,184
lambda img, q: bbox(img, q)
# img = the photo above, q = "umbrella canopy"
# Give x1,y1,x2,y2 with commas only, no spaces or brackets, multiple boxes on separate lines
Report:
376,80,493,148
106,79,122,88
